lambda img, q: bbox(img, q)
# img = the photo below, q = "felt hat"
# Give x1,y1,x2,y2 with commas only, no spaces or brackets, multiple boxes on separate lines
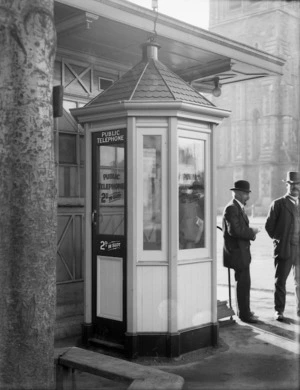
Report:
283,171,300,184
230,180,251,193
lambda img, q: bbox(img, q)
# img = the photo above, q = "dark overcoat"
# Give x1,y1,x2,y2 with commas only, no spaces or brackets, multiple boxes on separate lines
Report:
222,199,256,270
265,195,296,259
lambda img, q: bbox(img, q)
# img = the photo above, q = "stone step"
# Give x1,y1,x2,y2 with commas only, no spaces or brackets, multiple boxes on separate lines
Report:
56,302,83,319
89,337,125,352
55,314,83,340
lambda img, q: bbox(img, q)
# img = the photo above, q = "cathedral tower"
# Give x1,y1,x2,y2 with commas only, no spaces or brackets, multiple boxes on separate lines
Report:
209,0,300,214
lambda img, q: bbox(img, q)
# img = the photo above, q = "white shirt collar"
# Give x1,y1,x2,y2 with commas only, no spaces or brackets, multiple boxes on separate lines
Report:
235,199,245,210
287,195,299,205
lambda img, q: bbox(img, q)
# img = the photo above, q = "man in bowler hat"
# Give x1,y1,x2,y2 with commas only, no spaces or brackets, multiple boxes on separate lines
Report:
265,171,300,321
222,180,260,323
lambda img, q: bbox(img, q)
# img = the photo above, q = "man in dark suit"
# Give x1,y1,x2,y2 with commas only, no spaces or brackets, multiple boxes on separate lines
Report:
223,180,260,323
265,171,300,321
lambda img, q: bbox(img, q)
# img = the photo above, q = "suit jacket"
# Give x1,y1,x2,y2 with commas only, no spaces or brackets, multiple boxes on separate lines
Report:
265,195,297,260
222,199,256,270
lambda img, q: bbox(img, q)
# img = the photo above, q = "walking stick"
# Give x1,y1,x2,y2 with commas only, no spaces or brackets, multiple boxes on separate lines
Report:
217,225,234,320
227,267,233,320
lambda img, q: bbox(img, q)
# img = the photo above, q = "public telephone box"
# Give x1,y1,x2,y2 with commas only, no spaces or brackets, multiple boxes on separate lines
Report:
92,129,127,344
72,41,230,357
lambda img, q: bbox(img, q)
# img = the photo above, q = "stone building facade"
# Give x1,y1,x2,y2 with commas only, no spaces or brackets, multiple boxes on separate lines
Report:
209,0,300,215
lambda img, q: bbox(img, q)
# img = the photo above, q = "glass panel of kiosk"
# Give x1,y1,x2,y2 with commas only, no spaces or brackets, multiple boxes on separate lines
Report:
142,135,162,251
98,144,125,236
178,137,206,251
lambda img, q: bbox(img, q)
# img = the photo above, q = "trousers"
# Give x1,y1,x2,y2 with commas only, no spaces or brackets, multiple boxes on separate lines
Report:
234,266,251,319
274,244,300,313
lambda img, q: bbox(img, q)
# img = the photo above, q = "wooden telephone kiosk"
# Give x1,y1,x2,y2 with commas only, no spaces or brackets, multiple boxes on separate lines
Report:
71,41,229,357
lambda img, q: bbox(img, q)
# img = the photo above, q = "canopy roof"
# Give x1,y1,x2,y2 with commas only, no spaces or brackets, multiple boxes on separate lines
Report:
54,0,285,94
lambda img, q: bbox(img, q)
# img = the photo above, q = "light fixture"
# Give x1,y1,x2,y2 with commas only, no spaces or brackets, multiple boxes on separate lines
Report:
212,77,222,97
152,0,158,11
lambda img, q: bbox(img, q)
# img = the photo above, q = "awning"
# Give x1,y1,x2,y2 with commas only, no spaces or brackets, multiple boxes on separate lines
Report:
54,0,285,93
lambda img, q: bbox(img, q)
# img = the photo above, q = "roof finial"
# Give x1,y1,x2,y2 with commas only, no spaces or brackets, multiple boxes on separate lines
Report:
142,0,160,60
151,0,159,41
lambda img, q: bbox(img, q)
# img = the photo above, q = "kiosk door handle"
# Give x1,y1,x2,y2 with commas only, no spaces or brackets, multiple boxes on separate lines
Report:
92,209,97,226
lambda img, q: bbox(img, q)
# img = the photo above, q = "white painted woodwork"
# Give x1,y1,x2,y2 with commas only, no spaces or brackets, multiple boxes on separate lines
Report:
178,261,212,329
90,119,127,130
126,118,138,333
80,101,224,339
84,125,92,323
136,265,168,332
97,256,123,321
168,117,179,334
211,123,218,324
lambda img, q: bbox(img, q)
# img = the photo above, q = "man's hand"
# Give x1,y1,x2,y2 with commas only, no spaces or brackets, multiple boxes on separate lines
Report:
251,227,261,235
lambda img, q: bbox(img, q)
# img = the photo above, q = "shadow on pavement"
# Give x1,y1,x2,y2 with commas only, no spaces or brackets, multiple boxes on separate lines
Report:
250,318,299,341
160,320,300,390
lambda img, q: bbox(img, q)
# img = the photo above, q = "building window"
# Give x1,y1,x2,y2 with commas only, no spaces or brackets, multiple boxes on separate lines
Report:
57,100,86,284
59,132,85,198
58,100,86,199
98,77,114,92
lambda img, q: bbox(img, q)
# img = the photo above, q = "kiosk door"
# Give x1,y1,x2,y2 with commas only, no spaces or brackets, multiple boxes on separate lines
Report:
92,129,126,344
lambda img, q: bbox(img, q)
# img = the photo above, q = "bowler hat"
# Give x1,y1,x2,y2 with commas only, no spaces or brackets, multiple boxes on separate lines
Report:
230,180,251,193
189,181,203,190
283,171,300,184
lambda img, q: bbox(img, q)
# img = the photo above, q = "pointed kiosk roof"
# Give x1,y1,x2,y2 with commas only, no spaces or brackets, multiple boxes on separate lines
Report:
71,40,231,124
86,40,214,108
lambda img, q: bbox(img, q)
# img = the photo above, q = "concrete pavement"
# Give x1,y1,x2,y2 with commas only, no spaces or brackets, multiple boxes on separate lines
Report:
55,216,299,388
162,286,300,390
55,285,300,389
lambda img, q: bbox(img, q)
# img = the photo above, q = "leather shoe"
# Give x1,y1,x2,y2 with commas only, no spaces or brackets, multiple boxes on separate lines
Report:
274,311,284,321
240,316,258,324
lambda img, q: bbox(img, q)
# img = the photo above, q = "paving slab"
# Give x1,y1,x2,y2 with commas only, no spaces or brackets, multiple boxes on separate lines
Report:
55,286,299,390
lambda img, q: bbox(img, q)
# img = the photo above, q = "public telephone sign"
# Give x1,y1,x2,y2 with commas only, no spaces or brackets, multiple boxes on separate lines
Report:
96,129,125,144
97,129,126,206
